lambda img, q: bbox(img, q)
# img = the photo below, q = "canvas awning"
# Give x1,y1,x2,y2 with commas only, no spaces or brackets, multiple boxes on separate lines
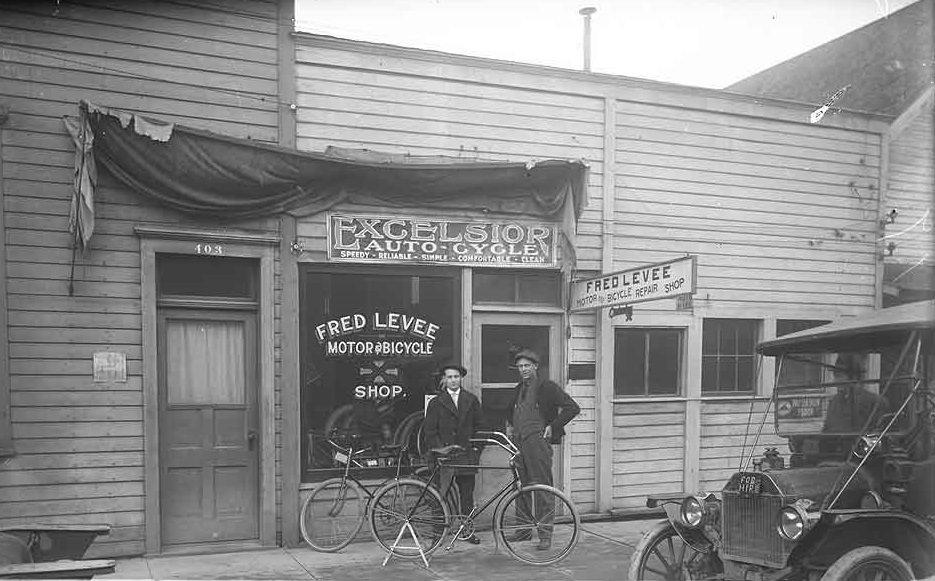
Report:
64,101,589,251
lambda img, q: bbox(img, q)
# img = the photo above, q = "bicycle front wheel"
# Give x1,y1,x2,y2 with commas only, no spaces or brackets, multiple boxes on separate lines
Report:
300,477,366,552
368,478,449,559
495,483,580,566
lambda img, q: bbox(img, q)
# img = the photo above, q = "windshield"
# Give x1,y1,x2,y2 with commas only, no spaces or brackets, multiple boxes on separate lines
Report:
773,351,913,437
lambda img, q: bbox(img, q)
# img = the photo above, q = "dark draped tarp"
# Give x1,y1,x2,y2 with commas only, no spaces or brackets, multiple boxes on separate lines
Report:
68,102,588,231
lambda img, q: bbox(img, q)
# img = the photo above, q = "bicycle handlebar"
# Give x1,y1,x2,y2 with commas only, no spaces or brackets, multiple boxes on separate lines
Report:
470,430,519,457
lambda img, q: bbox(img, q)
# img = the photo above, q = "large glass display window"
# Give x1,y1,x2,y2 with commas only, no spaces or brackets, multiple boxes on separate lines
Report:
299,266,459,481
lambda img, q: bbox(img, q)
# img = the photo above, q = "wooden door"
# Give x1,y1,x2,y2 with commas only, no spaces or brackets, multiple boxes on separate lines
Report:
157,309,259,546
471,313,564,488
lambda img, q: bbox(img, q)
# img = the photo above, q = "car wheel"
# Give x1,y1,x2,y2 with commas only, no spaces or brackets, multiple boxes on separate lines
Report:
627,520,721,581
821,546,914,581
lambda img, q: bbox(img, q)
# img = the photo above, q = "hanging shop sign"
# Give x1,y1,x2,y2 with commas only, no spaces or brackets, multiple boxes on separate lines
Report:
327,214,557,267
570,255,697,312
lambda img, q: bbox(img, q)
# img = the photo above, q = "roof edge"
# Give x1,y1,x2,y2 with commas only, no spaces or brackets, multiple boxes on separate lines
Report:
294,32,894,126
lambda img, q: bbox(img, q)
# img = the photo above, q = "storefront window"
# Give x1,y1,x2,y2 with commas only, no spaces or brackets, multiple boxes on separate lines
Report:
299,267,458,481
702,319,758,393
614,328,682,396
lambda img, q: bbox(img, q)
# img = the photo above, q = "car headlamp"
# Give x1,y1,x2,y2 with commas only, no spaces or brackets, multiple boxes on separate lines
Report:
680,495,705,528
777,500,817,541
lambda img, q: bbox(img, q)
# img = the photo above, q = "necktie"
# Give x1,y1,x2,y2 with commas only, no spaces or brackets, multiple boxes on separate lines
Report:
449,389,459,408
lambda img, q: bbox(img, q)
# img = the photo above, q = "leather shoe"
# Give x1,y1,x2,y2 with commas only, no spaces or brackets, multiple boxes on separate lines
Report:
503,530,532,542
464,534,481,545
536,538,552,551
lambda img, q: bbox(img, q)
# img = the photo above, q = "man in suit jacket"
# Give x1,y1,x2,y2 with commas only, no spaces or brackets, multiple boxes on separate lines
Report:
423,363,485,544
505,349,580,550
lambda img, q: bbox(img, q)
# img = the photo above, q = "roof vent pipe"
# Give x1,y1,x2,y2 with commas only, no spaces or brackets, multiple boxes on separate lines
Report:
579,6,596,72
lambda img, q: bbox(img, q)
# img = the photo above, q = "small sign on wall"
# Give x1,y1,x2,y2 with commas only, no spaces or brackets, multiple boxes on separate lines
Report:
93,351,127,383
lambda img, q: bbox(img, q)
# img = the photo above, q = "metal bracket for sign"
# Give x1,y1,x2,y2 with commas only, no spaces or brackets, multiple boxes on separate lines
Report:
609,305,633,321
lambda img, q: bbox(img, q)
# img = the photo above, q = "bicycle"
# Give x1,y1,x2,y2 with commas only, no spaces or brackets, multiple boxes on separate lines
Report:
299,431,414,552
366,430,580,566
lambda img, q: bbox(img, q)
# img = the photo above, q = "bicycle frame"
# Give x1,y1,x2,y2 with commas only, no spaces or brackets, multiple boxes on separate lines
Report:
400,431,524,549
326,435,413,504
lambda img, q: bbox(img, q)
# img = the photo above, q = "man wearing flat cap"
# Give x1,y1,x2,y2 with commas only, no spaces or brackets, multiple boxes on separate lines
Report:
505,348,580,550
423,362,484,544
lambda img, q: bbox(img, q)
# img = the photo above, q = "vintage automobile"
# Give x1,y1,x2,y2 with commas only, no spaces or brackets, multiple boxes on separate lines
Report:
629,299,935,581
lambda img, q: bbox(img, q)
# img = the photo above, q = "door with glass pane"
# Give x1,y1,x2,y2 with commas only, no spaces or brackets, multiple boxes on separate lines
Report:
472,313,564,486
157,310,259,546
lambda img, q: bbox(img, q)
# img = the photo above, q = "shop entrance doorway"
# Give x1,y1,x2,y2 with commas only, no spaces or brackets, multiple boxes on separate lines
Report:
156,309,259,546
471,313,564,487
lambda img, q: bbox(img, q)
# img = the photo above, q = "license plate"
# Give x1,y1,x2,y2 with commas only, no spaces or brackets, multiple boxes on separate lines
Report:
739,473,761,495
333,451,348,465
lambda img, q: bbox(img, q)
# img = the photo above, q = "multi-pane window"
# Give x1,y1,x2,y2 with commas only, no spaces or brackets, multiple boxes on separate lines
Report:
614,328,682,396
472,270,562,306
776,320,829,387
702,319,758,393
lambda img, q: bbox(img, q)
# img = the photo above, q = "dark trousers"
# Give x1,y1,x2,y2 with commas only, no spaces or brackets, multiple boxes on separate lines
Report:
454,474,475,515
514,434,553,539
439,469,476,516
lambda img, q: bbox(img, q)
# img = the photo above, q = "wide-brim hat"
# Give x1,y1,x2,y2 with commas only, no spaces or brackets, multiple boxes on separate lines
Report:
513,349,539,365
439,363,468,377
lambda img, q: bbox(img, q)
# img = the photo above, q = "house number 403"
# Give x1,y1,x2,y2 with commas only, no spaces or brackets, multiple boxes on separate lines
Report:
195,243,223,256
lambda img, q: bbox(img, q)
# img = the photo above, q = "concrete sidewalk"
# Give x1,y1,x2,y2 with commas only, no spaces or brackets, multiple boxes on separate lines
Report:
98,519,659,580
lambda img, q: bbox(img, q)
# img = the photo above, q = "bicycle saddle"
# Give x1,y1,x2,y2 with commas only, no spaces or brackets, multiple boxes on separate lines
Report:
431,444,464,457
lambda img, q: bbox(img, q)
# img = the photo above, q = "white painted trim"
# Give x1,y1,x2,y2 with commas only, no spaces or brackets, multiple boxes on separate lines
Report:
137,229,278,553
595,96,616,513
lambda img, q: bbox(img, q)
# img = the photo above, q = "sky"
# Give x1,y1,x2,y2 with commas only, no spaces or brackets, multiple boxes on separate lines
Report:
294,0,919,89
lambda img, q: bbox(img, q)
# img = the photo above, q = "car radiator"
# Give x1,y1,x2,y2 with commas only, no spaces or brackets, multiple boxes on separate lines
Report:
720,490,791,568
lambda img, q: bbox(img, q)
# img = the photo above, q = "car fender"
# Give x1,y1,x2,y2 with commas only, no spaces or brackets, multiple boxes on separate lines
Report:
791,510,935,576
648,497,714,553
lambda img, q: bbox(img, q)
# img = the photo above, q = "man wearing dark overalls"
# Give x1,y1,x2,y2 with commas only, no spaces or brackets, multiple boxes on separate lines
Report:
505,349,580,550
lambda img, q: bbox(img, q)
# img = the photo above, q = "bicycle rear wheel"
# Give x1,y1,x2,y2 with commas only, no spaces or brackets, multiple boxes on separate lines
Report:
368,478,449,559
494,483,580,566
300,477,366,552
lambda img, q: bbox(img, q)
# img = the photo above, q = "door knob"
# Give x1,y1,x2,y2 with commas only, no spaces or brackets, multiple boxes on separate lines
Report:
247,430,258,450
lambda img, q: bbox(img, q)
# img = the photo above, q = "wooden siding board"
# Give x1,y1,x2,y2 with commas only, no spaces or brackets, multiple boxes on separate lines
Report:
616,100,878,148
0,481,142,502
294,57,606,111
616,125,880,167
2,2,277,38
2,43,277,93
3,9,277,61
11,391,142,407
0,81,278,138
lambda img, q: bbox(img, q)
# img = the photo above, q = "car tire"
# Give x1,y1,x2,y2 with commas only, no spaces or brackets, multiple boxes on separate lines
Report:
820,546,914,581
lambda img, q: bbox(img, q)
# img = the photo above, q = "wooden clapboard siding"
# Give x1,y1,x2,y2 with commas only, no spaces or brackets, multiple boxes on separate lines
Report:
0,0,282,557
698,399,788,490
567,385,595,512
294,41,605,274
614,99,880,312
885,108,934,263
611,401,686,509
